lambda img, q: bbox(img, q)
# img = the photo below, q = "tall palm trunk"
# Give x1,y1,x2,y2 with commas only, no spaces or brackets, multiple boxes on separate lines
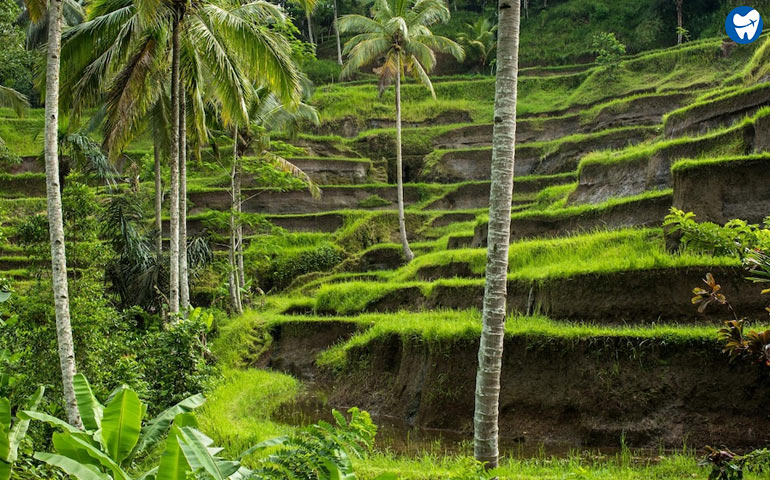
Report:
394,54,414,262
43,0,82,429
474,0,521,470
154,140,163,253
306,10,314,44
676,0,683,45
334,0,343,65
179,95,189,312
229,127,242,314
235,162,245,291
168,15,181,315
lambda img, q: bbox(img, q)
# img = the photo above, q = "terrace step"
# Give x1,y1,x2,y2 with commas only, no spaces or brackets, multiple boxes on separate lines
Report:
673,154,770,225
314,265,757,323
423,175,575,210
421,127,657,183
665,83,770,139
570,111,770,205
431,93,690,149
472,192,672,246
188,185,429,215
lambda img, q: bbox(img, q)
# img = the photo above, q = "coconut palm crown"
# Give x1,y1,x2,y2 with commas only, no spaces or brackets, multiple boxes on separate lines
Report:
338,0,464,94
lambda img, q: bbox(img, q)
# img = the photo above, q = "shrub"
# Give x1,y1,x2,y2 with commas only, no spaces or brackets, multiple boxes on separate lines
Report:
591,32,626,71
270,244,343,291
357,194,391,208
303,58,343,85
664,208,770,258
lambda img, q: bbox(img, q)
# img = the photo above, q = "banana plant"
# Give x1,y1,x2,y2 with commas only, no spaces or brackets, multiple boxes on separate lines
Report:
25,374,205,480
0,386,44,480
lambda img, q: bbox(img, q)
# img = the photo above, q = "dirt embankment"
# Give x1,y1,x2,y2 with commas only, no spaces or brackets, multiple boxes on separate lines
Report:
263,321,770,449
674,156,770,225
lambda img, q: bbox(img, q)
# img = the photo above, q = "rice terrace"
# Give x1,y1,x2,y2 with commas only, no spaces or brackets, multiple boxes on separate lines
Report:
4,0,770,478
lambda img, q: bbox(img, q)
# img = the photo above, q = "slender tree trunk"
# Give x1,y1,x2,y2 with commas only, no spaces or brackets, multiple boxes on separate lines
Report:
394,55,414,262
235,162,245,291
154,140,163,253
43,0,82,429
474,0,520,470
334,0,343,65
168,15,181,315
306,10,314,44
523,0,528,19
179,95,189,312
676,0,683,45
229,127,242,314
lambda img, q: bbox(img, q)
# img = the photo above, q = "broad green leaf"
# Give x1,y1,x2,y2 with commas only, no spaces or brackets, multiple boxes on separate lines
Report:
0,459,10,480
34,453,111,480
0,292,10,303
100,386,143,464
21,410,82,434
129,394,204,460
156,425,189,480
52,432,101,470
177,427,239,480
238,436,287,460
74,375,103,432
6,386,44,462
0,398,10,461
53,432,129,480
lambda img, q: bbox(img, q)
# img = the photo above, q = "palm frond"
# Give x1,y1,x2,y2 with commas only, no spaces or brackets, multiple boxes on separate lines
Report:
0,86,29,117
266,152,321,199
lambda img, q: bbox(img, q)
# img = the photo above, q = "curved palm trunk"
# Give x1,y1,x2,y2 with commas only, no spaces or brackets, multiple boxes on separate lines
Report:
179,95,189,312
474,0,521,470
229,127,243,314
154,141,163,253
394,55,414,262
168,16,181,316
334,0,343,65
43,0,82,429
306,10,314,44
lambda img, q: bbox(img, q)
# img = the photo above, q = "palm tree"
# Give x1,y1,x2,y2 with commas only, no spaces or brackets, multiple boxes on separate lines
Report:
457,18,497,72
30,0,83,428
338,0,463,262
473,0,520,470
292,0,318,44
59,0,301,314
333,0,342,64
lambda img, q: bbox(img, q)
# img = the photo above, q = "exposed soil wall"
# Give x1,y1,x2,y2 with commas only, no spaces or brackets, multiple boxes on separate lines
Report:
424,175,574,210
569,122,759,205
188,186,423,215
352,266,763,323
282,158,370,185
665,86,770,139
673,156,770,225
264,320,770,449
472,194,671,245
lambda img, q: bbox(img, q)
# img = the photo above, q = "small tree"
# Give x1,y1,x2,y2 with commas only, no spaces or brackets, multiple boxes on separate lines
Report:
591,32,626,73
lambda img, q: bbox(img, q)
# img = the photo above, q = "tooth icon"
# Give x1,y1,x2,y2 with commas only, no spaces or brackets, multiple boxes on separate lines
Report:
733,9,761,40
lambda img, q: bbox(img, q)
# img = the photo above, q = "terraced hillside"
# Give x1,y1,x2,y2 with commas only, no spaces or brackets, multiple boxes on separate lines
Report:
4,36,770,454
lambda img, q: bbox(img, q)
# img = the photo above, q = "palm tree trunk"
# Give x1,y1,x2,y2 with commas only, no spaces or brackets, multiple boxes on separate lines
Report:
306,10,315,44
474,0,521,470
235,162,245,291
179,95,189,312
43,0,82,429
168,15,181,316
229,127,242,314
676,0,683,45
154,140,163,253
334,0,343,65
394,55,414,262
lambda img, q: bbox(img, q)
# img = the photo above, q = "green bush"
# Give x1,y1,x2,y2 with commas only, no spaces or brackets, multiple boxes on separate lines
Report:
664,208,770,258
357,194,391,208
270,244,343,291
303,58,343,85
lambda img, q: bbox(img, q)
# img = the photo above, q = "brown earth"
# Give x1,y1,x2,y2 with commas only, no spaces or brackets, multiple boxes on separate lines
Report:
674,156,770,225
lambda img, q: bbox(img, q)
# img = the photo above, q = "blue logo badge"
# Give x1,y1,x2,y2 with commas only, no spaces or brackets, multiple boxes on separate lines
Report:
726,6,763,44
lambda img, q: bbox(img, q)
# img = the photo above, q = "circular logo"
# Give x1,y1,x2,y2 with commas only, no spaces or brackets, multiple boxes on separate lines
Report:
726,6,763,44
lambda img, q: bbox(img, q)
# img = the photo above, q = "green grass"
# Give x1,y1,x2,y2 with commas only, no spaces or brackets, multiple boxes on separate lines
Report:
577,107,768,173
508,189,672,221
672,153,770,173
663,82,770,128
197,368,299,456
